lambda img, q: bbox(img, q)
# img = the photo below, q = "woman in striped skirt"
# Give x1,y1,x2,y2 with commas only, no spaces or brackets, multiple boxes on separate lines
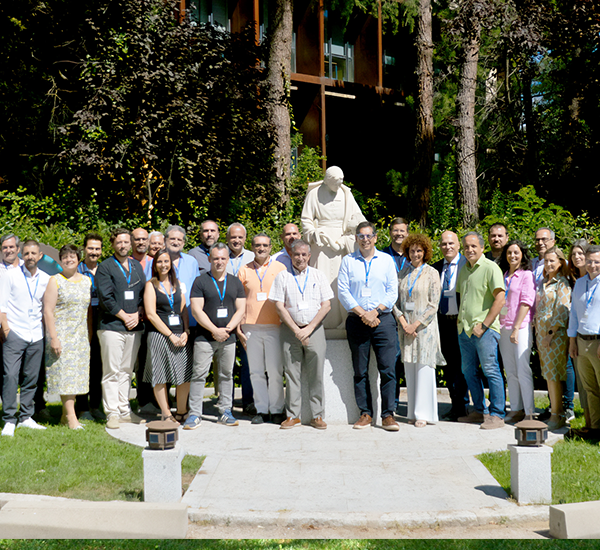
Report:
143,249,192,424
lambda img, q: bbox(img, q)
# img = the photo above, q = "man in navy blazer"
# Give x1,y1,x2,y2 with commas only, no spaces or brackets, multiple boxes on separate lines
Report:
433,231,470,421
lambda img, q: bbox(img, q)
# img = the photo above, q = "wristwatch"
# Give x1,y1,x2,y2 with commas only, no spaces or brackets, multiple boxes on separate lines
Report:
375,307,383,316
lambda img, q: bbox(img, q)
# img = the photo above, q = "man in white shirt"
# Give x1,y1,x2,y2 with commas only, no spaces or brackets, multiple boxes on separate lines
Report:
270,239,333,429
0,240,50,436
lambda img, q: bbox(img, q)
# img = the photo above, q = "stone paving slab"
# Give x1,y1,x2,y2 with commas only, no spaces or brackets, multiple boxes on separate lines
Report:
111,410,559,529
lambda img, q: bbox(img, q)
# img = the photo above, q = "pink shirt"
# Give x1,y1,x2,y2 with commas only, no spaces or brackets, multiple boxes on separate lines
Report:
500,269,536,329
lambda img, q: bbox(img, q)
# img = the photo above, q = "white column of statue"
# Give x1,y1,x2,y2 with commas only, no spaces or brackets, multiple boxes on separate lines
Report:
301,166,366,331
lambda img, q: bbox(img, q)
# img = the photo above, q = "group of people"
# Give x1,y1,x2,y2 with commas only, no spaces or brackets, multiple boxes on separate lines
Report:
1,217,599,441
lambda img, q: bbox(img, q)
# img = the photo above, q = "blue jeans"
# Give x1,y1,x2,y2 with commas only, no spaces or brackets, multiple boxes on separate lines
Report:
563,356,575,411
458,329,505,419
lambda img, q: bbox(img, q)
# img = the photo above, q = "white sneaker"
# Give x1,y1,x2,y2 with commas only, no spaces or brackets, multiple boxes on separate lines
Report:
2,423,16,437
17,417,47,430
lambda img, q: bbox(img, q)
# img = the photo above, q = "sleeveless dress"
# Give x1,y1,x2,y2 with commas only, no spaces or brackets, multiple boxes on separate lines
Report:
144,283,192,385
46,274,91,395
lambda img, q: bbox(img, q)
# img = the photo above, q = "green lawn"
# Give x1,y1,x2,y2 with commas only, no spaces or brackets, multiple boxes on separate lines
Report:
0,403,203,501
479,397,600,504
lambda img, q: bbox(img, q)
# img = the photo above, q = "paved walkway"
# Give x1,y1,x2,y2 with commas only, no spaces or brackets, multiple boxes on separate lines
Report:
111,391,560,530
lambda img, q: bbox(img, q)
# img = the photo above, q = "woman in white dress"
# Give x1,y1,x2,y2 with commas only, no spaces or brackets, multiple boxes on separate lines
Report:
396,234,445,427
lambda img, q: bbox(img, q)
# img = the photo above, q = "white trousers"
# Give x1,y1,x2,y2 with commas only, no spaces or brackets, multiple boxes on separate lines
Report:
405,362,439,423
243,324,284,414
98,330,142,418
499,325,534,415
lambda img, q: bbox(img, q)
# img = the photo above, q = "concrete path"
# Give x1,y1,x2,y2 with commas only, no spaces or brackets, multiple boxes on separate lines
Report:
111,391,559,530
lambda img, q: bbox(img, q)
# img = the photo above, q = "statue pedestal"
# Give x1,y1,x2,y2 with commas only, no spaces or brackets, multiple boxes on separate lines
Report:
300,331,381,425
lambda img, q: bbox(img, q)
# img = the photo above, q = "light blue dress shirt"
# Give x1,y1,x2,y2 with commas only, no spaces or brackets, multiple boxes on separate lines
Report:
173,252,201,326
338,249,398,313
568,273,600,337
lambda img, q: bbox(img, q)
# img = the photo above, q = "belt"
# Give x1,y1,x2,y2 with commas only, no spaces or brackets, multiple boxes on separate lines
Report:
577,333,600,341
439,314,458,320
348,311,390,318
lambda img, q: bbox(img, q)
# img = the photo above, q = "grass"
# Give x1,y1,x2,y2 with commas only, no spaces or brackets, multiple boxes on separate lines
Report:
479,397,600,504
0,403,204,501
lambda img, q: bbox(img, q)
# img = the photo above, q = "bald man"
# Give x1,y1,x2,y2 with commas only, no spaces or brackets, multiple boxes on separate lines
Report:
433,231,469,421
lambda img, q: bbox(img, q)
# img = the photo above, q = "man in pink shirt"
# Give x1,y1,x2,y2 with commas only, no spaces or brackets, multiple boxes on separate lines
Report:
238,233,287,425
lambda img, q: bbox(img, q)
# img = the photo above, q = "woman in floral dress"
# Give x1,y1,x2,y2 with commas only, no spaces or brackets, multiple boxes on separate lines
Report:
535,246,572,430
44,245,91,429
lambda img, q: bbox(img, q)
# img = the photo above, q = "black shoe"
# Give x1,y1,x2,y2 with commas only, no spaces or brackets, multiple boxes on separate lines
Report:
243,403,257,416
270,412,286,425
537,407,551,421
565,427,600,441
251,414,265,425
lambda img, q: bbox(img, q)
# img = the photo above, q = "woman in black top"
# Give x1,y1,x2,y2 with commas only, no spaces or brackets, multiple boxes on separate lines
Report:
143,249,192,423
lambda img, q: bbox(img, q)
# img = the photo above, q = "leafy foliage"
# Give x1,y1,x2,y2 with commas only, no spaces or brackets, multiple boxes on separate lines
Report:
59,0,277,225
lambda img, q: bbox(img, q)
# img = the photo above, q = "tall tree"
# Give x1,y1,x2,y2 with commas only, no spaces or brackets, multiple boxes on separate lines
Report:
266,0,293,207
410,0,435,227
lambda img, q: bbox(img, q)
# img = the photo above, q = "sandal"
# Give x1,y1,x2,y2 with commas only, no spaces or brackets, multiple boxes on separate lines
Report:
415,420,427,428
174,411,188,423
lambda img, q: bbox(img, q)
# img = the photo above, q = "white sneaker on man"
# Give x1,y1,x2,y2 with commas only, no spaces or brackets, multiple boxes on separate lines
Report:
2,423,16,437
17,417,47,430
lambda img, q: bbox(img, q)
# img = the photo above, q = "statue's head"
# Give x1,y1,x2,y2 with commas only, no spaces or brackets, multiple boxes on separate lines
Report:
323,166,344,192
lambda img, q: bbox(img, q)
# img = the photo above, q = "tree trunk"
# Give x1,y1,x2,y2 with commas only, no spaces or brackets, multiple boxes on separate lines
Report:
456,17,480,227
410,0,434,228
267,0,293,207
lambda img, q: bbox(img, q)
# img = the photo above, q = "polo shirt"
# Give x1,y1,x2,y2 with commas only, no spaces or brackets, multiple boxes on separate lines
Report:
382,245,411,279
238,258,287,325
272,248,293,274
190,272,245,343
227,248,255,277
188,244,211,275
457,254,505,336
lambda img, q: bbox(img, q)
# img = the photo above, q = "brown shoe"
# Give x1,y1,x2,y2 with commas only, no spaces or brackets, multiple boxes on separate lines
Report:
505,410,525,424
382,415,400,432
280,417,301,429
480,415,505,430
458,411,485,424
310,417,327,430
353,413,372,430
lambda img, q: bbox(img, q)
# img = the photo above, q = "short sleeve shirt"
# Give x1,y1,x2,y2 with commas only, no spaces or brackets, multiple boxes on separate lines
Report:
190,272,245,342
457,255,505,336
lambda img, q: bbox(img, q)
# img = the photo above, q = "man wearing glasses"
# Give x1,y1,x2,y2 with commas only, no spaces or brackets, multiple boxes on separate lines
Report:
532,228,556,289
338,221,399,431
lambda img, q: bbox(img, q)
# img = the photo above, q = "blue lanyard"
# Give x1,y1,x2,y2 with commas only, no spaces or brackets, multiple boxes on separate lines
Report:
585,276,599,310
160,281,175,312
363,257,375,287
210,273,227,304
231,255,244,277
444,254,460,288
393,255,406,274
293,267,309,298
407,264,425,298
254,259,271,291
78,262,96,293
21,266,40,306
504,270,517,298
113,256,131,285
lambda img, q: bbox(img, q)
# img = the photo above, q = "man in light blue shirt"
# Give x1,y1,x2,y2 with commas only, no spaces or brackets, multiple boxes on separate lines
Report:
338,221,399,431
568,244,600,440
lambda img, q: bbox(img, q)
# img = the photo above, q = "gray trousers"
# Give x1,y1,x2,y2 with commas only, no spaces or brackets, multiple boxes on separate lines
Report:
2,331,44,424
190,338,236,417
281,323,326,420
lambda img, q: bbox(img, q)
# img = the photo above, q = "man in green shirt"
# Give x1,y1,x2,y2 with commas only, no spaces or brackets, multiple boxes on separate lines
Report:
457,232,506,429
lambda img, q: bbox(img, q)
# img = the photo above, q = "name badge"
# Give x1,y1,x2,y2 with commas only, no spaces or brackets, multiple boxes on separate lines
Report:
297,302,309,311
405,302,415,311
500,306,508,316
217,307,228,318
91,297,99,307
257,292,267,302
168,315,181,326
361,287,372,297
124,290,134,300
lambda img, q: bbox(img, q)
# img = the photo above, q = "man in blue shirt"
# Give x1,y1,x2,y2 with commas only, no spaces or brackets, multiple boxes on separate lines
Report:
568,244,600,440
338,221,399,431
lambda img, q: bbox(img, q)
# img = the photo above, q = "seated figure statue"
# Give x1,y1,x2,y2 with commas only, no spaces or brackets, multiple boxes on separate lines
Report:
301,166,366,330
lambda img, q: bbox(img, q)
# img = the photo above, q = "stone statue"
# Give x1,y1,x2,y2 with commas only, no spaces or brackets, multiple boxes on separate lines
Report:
301,166,366,330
